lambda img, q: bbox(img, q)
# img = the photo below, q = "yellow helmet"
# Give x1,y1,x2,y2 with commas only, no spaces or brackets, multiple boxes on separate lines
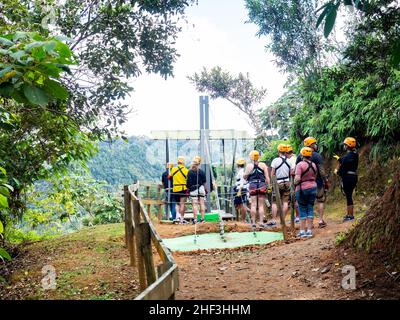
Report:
343,137,356,148
286,144,293,153
236,158,246,166
304,137,317,147
177,156,185,164
193,155,201,164
277,144,288,153
249,150,260,161
166,162,174,169
300,147,313,157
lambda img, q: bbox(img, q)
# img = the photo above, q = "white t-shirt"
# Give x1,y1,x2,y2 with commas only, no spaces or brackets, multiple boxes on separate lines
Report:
235,168,249,190
271,156,295,183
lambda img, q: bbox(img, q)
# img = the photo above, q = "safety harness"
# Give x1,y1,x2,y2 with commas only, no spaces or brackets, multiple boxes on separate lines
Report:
171,166,187,191
296,160,317,204
275,156,291,182
248,163,266,183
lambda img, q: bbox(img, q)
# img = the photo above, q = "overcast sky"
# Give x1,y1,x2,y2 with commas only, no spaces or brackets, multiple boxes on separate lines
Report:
122,0,287,138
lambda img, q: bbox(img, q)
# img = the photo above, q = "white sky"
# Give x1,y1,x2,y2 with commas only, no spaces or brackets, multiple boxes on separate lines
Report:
122,0,287,138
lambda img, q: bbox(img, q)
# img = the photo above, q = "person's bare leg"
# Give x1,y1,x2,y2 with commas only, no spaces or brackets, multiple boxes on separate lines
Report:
318,202,325,223
258,196,265,225
271,202,278,222
283,201,289,219
192,198,198,222
180,197,186,221
250,196,257,225
307,217,313,233
199,198,206,220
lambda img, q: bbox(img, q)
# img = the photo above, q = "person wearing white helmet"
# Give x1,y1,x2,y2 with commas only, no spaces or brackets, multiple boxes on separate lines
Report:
233,158,250,222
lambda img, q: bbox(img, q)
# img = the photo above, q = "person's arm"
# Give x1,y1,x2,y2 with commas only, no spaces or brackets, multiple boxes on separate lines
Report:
263,163,271,185
294,163,302,186
243,164,252,180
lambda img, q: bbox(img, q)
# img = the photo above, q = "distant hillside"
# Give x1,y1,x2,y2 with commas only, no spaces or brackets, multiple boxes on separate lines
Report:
88,137,163,186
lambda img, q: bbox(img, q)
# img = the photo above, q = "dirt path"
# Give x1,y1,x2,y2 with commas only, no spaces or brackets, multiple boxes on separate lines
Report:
173,219,355,300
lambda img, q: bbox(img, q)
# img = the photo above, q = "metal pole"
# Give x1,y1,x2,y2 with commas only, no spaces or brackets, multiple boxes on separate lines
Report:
166,138,170,220
199,96,211,212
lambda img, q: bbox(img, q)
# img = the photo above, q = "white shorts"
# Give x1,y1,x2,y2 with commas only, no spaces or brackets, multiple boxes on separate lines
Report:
190,185,206,199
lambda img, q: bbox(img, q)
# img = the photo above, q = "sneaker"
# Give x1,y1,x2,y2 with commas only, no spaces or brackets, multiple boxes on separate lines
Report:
259,223,267,229
343,215,355,222
192,219,197,225
305,230,313,238
251,223,257,230
200,218,205,223
318,221,327,228
266,220,277,227
295,217,300,224
179,219,188,224
297,231,306,238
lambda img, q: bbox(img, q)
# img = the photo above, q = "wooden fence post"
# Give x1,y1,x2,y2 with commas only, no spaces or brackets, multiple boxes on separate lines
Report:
157,185,162,220
139,222,157,286
132,198,147,290
272,176,288,241
123,186,129,248
146,186,151,216
124,186,136,267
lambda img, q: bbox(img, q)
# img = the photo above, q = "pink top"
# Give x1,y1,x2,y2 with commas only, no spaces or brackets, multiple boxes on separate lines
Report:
295,160,317,192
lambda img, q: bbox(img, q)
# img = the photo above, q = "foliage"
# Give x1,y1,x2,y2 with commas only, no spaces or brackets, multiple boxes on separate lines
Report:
0,32,74,105
291,2,400,158
19,168,124,234
258,86,303,139
245,0,334,78
260,139,295,165
88,137,163,186
0,167,12,261
1,0,196,140
188,66,268,145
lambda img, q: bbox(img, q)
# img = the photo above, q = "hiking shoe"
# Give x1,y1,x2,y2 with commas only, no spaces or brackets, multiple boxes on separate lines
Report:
305,230,313,238
297,231,306,238
343,215,355,222
266,220,277,227
318,221,327,228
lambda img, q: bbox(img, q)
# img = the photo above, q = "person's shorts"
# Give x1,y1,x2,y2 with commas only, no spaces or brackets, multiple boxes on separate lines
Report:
233,189,249,206
173,190,188,202
249,181,267,196
190,185,206,199
272,182,291,203
316,186,326,203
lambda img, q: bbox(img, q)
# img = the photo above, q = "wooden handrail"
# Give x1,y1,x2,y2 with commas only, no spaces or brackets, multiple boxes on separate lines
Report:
124,184,179,300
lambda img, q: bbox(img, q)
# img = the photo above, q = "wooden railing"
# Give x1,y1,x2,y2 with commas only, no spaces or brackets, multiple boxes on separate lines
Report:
124,183,179,300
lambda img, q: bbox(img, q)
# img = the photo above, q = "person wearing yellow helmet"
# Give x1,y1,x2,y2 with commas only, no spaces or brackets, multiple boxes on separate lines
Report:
233,158,250,222
296,137,329,228
161,162,176,221
270,144,295,226
294,147,318,238
168,156,189,224
285,144,300,223
336,137,359,222
244,150,271,229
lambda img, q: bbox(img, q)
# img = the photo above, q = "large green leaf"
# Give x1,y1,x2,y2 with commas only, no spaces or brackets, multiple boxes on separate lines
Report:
0,37,14,47
0,248,11,261
43,79,69,100
324,5,338,38
0,186,10,197
23,85,49,106
0,194,8,208
0,221,3,233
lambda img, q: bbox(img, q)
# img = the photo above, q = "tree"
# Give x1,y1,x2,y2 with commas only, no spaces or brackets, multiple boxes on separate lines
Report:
245,0,334,79
188,66,269,146
1,0,196,140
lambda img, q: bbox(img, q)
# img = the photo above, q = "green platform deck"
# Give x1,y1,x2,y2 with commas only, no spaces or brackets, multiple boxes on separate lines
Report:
163,231,283,252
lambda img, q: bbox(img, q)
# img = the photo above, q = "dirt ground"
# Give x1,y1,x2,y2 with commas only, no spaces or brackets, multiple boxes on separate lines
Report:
1,200,399,300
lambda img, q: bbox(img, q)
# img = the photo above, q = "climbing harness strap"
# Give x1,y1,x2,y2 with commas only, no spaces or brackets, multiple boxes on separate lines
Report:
275,157,291,182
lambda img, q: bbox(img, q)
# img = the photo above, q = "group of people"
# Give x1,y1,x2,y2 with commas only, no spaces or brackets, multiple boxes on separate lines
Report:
161,136,359,238
161,155,208,225
232,136,359,238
